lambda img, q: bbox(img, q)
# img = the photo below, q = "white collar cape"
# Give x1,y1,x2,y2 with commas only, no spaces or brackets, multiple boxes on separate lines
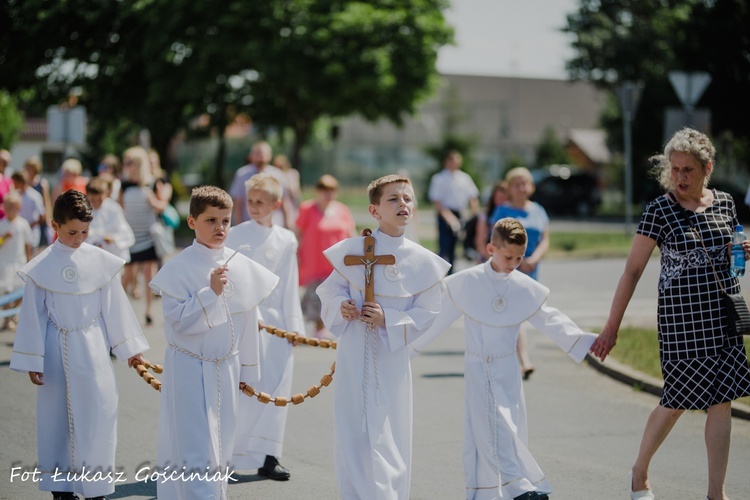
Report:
225,220,295,271
149,240,279,314
444,260,549,327
324,229,450,298
18,240,124,294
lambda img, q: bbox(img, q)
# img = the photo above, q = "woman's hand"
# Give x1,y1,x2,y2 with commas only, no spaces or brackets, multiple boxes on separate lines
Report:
361,301,385,327
743,240,750,261
590,325,618,362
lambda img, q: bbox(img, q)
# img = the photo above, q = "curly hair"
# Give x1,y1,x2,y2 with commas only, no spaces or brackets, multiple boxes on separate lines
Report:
650,128,716,191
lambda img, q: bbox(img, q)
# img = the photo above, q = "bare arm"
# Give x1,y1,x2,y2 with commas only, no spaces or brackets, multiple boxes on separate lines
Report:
522,226,550,273
434,201,461,232
474,214,489,259
590,233,657,361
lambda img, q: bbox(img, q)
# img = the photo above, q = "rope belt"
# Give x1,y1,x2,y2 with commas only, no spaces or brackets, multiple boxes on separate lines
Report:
361,323,380,432
465,349,516,483
168,295,236,470
48,313,103,474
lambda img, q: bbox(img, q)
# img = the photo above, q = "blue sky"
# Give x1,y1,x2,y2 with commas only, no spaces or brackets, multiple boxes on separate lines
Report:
437,0,579,80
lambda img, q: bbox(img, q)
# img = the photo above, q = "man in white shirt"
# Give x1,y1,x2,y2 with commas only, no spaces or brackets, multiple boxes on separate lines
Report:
229,141,293,227
428,149,479,271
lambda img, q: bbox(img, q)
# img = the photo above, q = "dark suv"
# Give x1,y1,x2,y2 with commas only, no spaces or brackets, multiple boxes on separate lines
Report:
531,171,602,217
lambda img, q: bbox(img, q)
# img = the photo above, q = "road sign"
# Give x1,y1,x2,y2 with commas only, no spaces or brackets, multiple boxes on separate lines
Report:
47,106,87,144
668,71,711,113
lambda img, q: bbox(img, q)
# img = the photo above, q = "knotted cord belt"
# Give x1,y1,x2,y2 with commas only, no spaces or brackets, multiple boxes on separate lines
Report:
48,313,102,474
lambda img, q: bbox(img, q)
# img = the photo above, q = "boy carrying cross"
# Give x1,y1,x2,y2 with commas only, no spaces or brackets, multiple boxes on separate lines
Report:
316,174,450,499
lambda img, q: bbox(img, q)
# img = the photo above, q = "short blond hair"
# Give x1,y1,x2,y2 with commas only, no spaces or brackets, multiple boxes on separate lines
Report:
367,174,411,205
61,158,83,176
505,167,534,185
245,173,282,202
2,190,21,208
491,217,527,247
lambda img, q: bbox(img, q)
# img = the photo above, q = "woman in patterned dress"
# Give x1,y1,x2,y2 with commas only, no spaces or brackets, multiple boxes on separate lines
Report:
591,128,750,500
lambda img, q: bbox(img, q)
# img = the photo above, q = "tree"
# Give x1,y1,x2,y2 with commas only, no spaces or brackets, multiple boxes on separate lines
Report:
0,92,23,149
2,0,453,186
241,0,454,171
535,126,571,167
563,0,750,200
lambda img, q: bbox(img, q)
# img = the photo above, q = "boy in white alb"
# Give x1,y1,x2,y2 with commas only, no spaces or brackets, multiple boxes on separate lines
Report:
0,192,32,329
227,173,304,480
0,191,33,291
149,186,278,500
317,174,450,499
10,189,149,500
86,177,135,263
410,218,597,500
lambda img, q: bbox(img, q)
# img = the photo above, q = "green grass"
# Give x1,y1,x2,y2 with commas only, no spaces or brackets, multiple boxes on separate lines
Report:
610,327,750,408
548,231,634,258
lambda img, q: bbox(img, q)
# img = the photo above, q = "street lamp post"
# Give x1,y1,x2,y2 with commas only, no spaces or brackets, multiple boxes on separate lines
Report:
617,82,644,235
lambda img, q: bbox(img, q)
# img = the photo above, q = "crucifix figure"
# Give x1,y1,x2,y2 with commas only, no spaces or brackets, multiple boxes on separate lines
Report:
344,228,396,303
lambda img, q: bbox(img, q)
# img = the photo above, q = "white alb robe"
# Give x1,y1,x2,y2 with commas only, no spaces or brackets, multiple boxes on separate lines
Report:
410,261,596,499
226,221,305,469
89,197,136,262
149,241,278,500
317,229,450,500
10,240,149,498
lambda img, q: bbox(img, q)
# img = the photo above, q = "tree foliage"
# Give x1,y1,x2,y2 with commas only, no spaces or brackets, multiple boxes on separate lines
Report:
0,92,24,149
1,0,453,185
564,0,750,200
535,126,571,167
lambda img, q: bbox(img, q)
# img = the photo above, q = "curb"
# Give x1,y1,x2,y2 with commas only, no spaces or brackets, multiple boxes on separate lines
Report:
584,354,750,420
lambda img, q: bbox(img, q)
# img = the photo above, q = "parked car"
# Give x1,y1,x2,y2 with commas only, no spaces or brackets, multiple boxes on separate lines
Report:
531,170,602,217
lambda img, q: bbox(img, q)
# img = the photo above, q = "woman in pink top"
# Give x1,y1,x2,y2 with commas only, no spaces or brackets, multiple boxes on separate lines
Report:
296,174,355,338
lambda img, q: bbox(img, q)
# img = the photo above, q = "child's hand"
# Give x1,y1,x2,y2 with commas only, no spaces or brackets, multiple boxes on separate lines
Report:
210,266,228,296
340,299,360,321
361,301,385,327
29,372,44,385
127,353,145,368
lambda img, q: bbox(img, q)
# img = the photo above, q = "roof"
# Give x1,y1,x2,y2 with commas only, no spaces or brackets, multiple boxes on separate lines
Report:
20,117,47,141
567,128,611,164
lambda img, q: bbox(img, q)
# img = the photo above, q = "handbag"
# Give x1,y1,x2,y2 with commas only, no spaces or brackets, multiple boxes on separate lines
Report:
161,204,181,229
150,220,175,260
723,292,750,337
679,202,750,336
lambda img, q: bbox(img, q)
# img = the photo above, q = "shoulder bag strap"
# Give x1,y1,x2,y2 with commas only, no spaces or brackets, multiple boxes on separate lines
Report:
670,192,727,294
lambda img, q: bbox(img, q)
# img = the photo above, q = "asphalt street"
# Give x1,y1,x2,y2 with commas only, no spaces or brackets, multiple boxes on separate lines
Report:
2,252,750,499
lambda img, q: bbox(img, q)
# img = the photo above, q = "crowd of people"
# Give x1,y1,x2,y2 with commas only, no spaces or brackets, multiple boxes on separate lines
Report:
2,128,750,500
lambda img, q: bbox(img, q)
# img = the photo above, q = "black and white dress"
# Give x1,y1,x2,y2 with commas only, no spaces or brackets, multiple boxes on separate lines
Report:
638,190,750,409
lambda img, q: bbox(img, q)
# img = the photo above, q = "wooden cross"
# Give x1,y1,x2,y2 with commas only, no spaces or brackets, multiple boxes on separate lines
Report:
344,228,396,302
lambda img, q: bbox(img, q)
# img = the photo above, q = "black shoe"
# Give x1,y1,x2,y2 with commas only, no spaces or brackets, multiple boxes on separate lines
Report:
258,455,290,481
52,493,78,500
145,314,153,326
85,497,107,500
513,492,549,500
